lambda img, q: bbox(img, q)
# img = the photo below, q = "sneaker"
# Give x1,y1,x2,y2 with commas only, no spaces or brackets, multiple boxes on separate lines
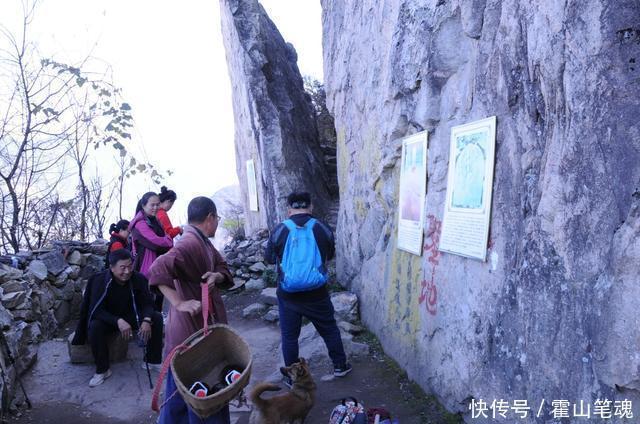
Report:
89,369,112,387
142,362,162,372
334,363,353,377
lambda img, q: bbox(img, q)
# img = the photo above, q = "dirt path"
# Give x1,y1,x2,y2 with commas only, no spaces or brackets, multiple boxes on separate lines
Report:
9,290,460,423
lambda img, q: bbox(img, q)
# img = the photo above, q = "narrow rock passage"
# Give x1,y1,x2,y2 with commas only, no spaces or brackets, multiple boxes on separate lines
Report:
10,291,459,423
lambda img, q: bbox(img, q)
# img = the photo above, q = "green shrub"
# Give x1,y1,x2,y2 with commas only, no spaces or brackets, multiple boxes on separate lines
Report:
222,218,245,240
262,268,277,287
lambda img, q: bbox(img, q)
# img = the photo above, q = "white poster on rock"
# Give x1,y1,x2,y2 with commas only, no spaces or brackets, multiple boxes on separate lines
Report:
246,159,258,211
439,116,496,261
397,131,428,256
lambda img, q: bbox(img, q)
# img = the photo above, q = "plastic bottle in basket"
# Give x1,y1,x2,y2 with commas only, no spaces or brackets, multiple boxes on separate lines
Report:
224,369,241,386
189,381,209,398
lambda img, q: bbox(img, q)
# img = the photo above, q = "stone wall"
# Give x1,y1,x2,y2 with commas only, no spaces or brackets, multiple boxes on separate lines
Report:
0,241,108,409
321,0,640,419
219,0,334,233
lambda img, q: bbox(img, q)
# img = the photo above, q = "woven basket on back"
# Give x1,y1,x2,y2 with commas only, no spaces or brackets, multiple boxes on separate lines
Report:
171,323,252,418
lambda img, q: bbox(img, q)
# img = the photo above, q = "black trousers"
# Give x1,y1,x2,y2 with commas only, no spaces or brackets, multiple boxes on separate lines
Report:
88,311,163,373
153,292,165,313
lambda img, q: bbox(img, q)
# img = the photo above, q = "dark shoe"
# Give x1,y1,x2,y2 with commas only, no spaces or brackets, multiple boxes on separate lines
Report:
334,363,353,377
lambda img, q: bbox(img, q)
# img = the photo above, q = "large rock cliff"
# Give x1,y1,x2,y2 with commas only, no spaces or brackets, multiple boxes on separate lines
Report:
220,0,333,233
322,0,640,419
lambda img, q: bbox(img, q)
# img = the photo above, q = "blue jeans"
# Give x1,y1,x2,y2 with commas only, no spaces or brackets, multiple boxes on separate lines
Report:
159,370,230,424
278,294,347,368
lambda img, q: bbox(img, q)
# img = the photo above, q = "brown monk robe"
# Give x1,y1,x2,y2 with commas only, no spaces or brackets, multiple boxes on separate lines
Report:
148,224,233,355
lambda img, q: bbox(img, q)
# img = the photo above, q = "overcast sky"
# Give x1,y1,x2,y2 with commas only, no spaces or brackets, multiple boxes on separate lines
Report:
0,0,323,228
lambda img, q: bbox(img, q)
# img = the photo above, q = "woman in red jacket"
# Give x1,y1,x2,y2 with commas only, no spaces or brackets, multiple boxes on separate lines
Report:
157,186,182,239
108,220,130,252
104,219,130,268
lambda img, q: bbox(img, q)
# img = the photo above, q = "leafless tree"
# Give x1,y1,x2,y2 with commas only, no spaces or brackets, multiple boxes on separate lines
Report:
87,175,116,239
0,3,79,252
0,2,170,253
222,199,245,240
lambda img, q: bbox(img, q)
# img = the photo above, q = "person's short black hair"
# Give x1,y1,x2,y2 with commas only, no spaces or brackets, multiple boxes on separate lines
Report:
287,192,311,209
159,186,177,203
109,249,133,267
188,197,218,224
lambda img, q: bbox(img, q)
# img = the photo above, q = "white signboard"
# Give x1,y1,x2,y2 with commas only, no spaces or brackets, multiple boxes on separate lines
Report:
246,159,258,211
397,131,428,255
439,116,496,261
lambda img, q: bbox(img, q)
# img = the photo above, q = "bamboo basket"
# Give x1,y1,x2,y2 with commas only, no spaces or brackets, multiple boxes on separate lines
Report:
171,324,252,418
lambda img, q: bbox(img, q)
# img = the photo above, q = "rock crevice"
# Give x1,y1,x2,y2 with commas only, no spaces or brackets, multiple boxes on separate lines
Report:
220,0,334,233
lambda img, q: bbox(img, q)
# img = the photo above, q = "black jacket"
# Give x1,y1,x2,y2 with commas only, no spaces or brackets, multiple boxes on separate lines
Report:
264,213,335,301
71,270,155,345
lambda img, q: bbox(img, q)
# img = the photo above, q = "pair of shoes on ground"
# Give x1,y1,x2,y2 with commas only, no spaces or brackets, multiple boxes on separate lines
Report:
141,362,162,372
280,363,353,388
89,369,112,387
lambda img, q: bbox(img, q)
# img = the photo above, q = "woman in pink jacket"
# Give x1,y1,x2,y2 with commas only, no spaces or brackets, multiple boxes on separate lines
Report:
129,192,173,312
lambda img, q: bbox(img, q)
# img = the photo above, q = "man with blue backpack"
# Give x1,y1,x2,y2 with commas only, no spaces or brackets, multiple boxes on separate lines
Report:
265,191,352,385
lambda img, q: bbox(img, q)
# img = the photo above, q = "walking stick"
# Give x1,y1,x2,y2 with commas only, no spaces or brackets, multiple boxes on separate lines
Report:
0,331,31,409
141,342,153,389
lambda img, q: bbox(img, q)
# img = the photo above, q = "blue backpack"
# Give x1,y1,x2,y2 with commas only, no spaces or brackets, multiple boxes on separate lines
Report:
280,218,328,292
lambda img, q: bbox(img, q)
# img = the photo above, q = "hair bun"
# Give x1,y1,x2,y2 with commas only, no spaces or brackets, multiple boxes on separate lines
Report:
160,186,168,193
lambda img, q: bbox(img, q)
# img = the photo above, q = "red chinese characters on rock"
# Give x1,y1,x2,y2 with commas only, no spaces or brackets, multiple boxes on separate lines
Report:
419,215,442,316
419,274,438,316
423,215,442,265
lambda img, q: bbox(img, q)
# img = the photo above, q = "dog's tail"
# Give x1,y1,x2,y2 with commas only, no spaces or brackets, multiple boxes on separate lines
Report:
249,382,281,409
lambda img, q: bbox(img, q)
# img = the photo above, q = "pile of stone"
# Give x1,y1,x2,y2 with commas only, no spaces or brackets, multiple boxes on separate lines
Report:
0,240,108,410
223,229,271,291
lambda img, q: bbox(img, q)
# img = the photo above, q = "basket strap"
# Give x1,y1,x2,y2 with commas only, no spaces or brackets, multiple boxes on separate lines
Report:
201,282,214,336
151,343,188,412
151,284,213,412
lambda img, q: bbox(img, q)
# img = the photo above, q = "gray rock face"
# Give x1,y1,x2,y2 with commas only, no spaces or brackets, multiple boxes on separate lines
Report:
0,304,14,329
337,321,364,335
263,307,279,323
27,260,47,282
321,0,640,415
219,0,333,233
2,291,27,310
259,287,278,306
1,280,26,294
0,265,22,283
245,278,266,291
7,322,41,373
80,254,104,279
38,250,66,276
330,292,359,323
66,250,84,266
242,303,268,319
54,300,71,325
248,262,266,273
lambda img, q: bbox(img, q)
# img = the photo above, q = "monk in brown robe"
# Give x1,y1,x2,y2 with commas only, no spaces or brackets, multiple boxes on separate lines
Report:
148,196,233,424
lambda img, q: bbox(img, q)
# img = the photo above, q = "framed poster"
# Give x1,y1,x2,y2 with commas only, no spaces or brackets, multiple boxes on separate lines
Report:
439,116,496,261
397,131,428,255
246,159,258,211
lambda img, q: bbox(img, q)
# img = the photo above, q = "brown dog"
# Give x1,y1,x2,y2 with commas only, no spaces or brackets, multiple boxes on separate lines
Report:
248,358,316,424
